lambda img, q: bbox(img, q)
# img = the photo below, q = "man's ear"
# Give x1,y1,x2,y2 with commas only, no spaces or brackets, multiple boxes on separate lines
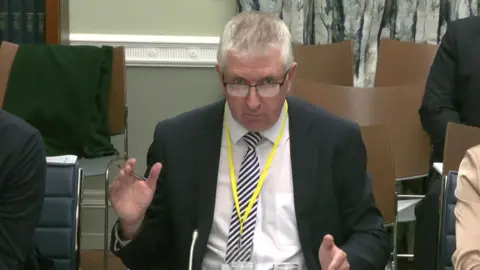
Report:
286,62,297,94
216,64,227,97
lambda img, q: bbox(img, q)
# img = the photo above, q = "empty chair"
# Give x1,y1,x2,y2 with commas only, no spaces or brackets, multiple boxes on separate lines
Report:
293,78,431,180
375,38,438,87
35,162,83,270
442,122,480,175
294,40,354,86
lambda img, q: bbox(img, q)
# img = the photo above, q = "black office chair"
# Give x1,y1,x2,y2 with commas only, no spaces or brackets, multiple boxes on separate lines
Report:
34,162,83,270
437,171,458,270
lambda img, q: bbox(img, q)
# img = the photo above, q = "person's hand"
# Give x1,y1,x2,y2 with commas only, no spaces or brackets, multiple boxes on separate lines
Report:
108,158,162,234
319,234,350,270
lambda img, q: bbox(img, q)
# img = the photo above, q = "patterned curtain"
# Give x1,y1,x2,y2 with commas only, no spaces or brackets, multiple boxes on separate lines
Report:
237,0,478,86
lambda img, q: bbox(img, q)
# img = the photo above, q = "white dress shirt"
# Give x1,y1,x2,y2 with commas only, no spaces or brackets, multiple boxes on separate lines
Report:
201,103,305,270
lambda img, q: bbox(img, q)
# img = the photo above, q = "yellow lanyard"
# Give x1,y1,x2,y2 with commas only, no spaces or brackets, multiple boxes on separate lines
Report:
225,101,288,235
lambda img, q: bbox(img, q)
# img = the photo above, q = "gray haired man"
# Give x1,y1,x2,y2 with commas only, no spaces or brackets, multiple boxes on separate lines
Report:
109,11,389,270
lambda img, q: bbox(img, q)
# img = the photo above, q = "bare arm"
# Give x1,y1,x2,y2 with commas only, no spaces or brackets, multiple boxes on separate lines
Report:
453,147,480,270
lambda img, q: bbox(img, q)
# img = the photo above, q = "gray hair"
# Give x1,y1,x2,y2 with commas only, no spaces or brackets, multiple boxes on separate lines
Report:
217,11,293,71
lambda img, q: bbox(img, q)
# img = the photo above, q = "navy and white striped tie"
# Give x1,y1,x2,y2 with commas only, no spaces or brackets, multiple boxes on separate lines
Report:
225,132,263,263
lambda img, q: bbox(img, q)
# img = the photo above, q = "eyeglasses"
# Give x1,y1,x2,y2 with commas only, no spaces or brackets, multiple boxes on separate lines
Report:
222,69,290,98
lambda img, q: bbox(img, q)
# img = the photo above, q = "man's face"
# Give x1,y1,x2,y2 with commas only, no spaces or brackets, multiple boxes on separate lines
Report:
216,48,297,132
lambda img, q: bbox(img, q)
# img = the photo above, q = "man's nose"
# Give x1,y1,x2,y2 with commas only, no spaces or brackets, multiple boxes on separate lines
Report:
246,87,261,110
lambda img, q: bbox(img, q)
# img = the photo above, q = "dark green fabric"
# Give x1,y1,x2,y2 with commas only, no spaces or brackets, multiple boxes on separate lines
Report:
3,44,117,158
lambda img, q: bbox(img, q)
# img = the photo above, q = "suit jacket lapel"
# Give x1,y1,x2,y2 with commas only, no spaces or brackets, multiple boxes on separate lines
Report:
287,97,317,247
193,100,225,269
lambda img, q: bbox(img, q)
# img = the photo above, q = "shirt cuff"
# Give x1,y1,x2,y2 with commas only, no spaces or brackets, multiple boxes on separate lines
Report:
113,221,131,251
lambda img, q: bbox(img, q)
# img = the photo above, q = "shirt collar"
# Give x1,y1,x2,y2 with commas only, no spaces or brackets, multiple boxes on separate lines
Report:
224,102,288,144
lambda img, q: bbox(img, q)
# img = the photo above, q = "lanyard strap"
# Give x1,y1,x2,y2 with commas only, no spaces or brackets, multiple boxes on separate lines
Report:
225,101,288,235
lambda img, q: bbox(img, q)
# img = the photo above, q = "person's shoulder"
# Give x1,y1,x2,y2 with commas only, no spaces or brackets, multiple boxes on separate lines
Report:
449,16,480,30
0,110,45,171
152,100,225,138
0,109,42,145
465,144,480,164
458,144,480,188
446,16,480,39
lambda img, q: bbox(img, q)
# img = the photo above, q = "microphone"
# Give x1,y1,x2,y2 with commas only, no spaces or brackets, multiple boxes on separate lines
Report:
188,230,199,270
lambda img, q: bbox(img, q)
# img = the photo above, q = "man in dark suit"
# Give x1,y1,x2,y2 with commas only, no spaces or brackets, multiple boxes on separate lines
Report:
0,109,46,269
415,16,480,270
109,11,389,270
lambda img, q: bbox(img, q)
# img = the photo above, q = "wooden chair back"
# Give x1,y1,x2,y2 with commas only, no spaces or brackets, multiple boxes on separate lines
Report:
375,38,438,86
293,78,431,179
360,124,396,224
443,122,480,175
294,40,354,86
0,41,126,135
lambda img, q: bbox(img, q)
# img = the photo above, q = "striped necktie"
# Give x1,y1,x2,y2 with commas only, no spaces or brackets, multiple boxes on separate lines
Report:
225,132,263,263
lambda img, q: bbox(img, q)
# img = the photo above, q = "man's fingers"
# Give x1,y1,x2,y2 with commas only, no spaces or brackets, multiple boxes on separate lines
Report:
120,159,136,176
328,249,347,270
126,158,137,170
125,158,137,168
108,178,119,195
146,163,162,189
339,261,350,270
115,158,140,189
117,164,135,185
115,159,161,190
321,234,335,251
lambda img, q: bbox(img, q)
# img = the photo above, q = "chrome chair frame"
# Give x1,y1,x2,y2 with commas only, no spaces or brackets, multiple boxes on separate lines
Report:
103,104,129,270
385,195,397,270
436,171,457,270
75,168,84,269
437,174,448,269
388,193,425,270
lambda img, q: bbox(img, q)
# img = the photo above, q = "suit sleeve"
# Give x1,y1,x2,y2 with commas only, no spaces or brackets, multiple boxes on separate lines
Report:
111,123,174,269
453,148,480,270
419,21,461,152
0,131,46,269
334,124,390,270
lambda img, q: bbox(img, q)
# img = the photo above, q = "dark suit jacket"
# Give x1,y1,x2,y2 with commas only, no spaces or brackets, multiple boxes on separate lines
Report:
419,16,480,163
111,97,389,270
0,109,46,269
